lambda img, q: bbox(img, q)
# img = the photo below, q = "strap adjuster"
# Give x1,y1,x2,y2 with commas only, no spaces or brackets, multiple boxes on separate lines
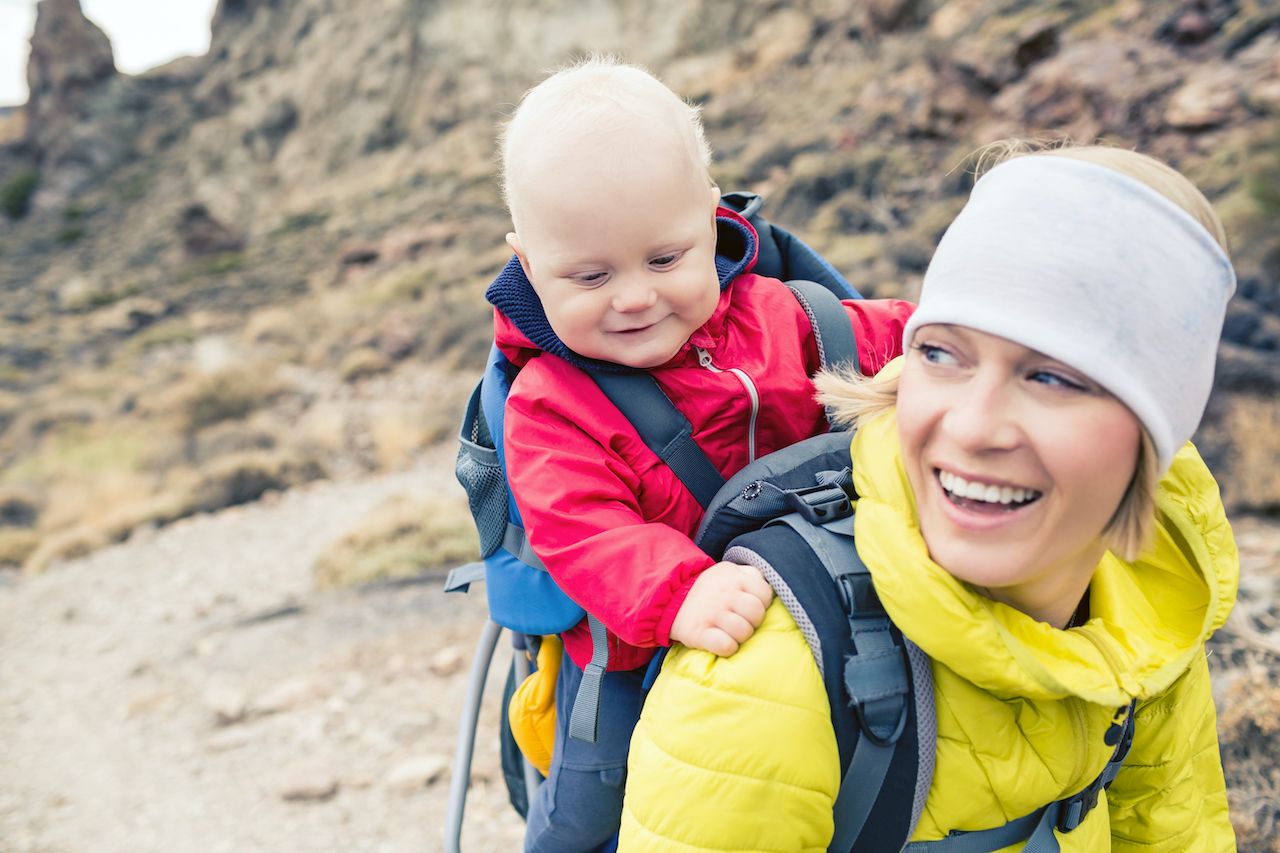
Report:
784,483,852,524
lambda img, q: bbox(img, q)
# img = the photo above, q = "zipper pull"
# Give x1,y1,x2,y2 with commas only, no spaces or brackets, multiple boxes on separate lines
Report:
695,346,714,368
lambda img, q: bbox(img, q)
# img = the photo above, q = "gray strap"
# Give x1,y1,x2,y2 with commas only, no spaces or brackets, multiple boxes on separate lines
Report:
787,280,859,372
501,524,546,572
903,809,1047,853
908,701,1138,852
443,561,486,593
589,371,724,509
828,731,897,853
567,613,610,743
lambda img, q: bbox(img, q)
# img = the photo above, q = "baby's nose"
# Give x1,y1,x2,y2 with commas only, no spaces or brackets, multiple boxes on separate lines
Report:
611,280,659,313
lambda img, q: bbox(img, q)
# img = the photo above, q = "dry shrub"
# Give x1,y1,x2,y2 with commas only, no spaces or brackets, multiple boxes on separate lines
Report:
0,484,41,527
366,392,467,470
1219,669,1280,851
339,347,391,382
0,399,102,459
0,529,39,567
243,306,306,347
37,469,159,534
188,420,279,465
167,368,283,435
312,494,477,589
186,450,327,513
295,401,348,456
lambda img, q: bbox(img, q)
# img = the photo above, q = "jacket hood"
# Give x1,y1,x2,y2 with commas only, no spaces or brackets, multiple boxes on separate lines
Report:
849,359,1239,707
487,207,759,372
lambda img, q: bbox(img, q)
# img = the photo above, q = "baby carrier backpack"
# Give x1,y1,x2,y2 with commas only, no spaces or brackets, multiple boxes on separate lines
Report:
441,192,1136,852
441,191,861,850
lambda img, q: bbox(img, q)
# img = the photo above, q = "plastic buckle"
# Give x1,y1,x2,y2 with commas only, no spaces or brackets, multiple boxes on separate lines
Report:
783,483,852,525
843,646,911,748
1056,783,1100,833
851,688,909,748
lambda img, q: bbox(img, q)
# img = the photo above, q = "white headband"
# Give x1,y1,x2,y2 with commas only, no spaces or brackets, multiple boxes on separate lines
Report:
902,155,1235,472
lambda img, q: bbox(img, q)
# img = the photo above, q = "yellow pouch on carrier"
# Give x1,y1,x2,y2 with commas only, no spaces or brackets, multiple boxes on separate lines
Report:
507,635,562,776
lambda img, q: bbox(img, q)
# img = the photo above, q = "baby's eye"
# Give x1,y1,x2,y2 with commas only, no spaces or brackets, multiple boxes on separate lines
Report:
650,252,684,270
572,271,609,287
1029,370,1085,391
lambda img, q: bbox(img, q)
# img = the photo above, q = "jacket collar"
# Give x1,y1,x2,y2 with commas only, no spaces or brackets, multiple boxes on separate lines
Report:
848,358,1238,705
487,208,758,373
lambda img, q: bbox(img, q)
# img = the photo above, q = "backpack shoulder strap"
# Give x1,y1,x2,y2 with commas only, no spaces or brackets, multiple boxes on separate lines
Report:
588,370,725,509
570,370,726,743
786,279,860,374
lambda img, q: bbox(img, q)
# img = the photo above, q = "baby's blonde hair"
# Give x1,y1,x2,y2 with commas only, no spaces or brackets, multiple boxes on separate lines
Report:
499,55,713,228
818,141,1229,560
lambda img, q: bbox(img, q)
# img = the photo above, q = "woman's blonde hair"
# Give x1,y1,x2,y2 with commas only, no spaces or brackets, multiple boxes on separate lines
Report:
819,140,1228,560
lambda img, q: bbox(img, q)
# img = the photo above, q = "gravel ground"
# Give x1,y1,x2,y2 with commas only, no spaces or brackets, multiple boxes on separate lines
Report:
0,447,524,852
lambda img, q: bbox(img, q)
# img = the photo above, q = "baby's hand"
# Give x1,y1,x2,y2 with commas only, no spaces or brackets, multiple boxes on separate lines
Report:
669,562,774,657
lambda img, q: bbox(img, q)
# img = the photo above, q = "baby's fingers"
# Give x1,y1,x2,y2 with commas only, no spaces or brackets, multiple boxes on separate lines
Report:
697,627,740,658
731,589,768,628
716,610,757,646
736,564,775,607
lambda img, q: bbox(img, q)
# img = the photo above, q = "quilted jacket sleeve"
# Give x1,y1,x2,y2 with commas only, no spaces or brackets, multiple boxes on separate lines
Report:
1106,651,1236,852
844,298,915,376
504,378,714,649
620,599,839,852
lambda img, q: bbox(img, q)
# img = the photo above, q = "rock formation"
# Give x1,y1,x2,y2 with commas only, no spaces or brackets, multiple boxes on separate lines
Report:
24,0,116,159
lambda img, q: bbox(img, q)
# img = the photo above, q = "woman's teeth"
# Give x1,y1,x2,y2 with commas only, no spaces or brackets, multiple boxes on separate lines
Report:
938,470,1041,506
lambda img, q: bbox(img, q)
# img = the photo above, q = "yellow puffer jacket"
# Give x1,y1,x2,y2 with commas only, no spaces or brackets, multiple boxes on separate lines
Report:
621,408,1238,852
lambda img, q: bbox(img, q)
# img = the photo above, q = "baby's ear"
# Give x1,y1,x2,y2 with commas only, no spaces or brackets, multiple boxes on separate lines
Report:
506,232,534,280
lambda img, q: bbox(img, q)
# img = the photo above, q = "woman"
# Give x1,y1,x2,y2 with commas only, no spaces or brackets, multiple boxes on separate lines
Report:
619,144,1240,852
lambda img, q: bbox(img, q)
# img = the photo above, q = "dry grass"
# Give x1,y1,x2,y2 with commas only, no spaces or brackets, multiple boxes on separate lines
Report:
312,493,477,589
339,347,391,382
0,528,39,566
164,367,284,436
1219,669,1280,851
1220,395,1280,514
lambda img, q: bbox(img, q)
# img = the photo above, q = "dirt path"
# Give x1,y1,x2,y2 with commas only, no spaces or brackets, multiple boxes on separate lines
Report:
0,448,523,852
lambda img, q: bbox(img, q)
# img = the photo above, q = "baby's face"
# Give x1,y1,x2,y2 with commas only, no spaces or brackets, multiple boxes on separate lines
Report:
509,136,721,369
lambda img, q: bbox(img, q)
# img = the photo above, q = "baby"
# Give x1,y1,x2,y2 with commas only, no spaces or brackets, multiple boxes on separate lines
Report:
486,55,914,851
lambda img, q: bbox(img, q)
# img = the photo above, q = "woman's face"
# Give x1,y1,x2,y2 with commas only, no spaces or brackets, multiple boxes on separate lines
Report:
896,324,1142,616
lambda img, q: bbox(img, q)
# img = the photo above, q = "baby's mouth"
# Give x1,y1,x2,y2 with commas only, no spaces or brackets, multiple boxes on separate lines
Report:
937,469,1042,513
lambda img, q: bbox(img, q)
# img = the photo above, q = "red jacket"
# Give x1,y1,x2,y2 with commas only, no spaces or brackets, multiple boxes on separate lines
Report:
493,212,913,671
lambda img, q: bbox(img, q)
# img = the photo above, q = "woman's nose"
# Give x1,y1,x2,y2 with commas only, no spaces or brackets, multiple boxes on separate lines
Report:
610,278,659,313
941,379,1021,452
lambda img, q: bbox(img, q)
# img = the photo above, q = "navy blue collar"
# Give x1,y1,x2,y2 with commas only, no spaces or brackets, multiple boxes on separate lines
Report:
486,213,757,373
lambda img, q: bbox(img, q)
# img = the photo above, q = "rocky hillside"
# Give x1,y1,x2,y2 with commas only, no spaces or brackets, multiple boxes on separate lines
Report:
0,0,1278,561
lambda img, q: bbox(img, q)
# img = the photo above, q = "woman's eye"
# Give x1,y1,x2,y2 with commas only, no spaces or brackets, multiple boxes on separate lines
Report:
1029,370,1085,390
914,343,958,366
650,252,683,269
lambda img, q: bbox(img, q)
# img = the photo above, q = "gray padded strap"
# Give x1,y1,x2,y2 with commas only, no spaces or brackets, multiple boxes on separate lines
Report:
443,561,486,593
502,524,546,572
787,280,859,372
567,613,610,743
